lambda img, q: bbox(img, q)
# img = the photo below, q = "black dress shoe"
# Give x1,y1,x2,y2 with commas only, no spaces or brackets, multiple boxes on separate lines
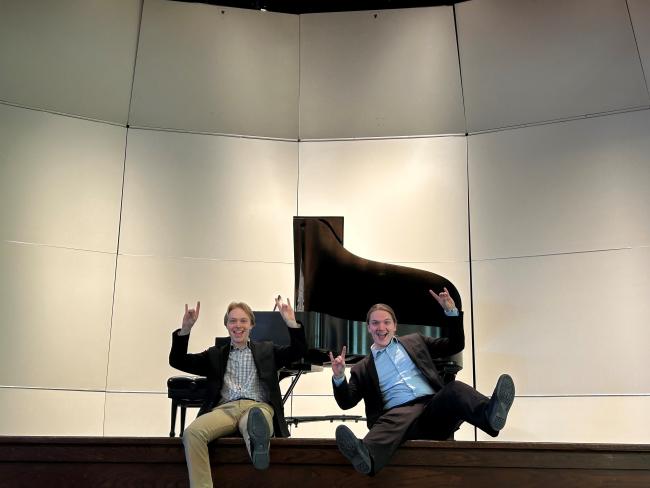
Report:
247,407,270,470
486,374,515,432
335,425,372,475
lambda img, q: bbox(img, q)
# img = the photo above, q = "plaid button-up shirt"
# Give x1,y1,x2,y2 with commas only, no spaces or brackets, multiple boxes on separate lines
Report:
219,342,268,404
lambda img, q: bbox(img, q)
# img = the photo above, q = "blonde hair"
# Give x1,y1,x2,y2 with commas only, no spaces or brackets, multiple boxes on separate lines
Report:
224,301,255,326
366,303,397,325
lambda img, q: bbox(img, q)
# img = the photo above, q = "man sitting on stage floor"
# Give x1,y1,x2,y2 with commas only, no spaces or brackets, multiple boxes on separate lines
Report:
329,288,515,476
169,296,306,488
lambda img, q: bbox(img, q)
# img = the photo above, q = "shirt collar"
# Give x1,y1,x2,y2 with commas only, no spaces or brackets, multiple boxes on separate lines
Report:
371,336,398,358
229,340,251,351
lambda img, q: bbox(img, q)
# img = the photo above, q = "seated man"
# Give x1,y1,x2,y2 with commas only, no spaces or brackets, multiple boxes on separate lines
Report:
329,288,515,476
169,296,306,488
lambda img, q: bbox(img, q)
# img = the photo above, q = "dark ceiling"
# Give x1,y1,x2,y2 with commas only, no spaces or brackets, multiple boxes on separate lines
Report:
174,0,466,14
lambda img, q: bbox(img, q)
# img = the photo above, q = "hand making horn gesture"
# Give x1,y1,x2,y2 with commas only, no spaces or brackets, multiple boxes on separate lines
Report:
329,346,347,380
181,301,201,333
429,287,456,313
275,295,299,327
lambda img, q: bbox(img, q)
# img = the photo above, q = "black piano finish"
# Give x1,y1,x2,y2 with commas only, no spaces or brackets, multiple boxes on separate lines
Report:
292,216,463,373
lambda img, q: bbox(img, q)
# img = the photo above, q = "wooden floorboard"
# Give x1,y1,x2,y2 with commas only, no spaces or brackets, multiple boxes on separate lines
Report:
1,436,649,487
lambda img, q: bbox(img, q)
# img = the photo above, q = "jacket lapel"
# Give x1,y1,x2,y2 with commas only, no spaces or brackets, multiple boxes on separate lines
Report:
367,353,381,393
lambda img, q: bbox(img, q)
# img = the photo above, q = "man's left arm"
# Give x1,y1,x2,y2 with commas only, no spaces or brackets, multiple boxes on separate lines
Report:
423,288,465,357
272,295,307,367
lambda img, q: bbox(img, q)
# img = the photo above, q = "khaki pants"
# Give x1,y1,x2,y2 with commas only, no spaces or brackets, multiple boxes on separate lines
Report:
182,399,274,488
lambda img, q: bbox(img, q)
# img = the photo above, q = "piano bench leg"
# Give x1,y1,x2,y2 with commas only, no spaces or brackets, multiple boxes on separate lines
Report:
170,399,178,437
180,406,187,437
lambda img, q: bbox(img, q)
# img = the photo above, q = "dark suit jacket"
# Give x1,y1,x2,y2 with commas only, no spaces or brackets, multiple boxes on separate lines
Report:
169,325,307,438
333,313,464,428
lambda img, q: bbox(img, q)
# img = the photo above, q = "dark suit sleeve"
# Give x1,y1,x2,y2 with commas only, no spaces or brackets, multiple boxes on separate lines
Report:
422,311,465,358
272,324,307,368
332,365,364,410
169,329,211,376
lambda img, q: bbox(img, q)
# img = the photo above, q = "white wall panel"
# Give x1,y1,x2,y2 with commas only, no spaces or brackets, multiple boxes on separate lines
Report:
0,388,105,436
0,242,115,390
120,129,297,261
477,396,650,444
104,392,171,436
0,105,125,252
129,0,298,138
0,0,140,124
107,254,294,392
469,111,650,260
472,248,650,396
300,7,465,139
457,0,649,132
629,0,650,85
299,137,468,263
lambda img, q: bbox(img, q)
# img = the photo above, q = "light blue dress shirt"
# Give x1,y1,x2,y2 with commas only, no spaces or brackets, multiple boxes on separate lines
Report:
372,337,434,409
333,308,459,410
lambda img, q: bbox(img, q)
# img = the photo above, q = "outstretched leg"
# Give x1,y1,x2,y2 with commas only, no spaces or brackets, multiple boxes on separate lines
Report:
414,376,515,439
337,400,427,475
238,401,274,470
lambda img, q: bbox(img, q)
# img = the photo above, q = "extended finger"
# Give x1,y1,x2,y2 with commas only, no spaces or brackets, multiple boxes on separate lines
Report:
185,303,189,314
196,301,201,315
328,351,335,363
341,345,347,358
429,289,442,302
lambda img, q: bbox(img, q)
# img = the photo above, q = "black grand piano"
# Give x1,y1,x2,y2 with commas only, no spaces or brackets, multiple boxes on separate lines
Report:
292,216,462,376
167,216,462,435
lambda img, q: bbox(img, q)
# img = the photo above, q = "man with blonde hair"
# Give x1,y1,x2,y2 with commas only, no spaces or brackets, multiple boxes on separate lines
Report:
330,289,514,475
170,296,306,487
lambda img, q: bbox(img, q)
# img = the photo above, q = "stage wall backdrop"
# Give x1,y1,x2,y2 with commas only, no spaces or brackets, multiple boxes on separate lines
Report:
1,0,649,443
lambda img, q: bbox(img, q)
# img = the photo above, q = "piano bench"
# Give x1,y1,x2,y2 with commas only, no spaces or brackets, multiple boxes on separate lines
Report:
167,375,208,437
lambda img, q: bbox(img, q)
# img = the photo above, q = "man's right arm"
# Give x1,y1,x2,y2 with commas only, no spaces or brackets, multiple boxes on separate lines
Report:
332,365,364,410
168,301,209,375
169,329,210,376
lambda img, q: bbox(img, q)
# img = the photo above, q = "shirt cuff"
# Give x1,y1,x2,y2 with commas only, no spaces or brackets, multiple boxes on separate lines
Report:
332,375,345,386
285,319,300,329
444,308,459,317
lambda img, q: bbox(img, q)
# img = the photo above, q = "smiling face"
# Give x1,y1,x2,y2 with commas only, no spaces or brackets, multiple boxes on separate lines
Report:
367,309,397,348
226,307,253,347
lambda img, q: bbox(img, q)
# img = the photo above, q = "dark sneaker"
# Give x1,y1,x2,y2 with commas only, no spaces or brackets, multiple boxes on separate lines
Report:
486,374,515,432
247,407,270,470
335,425,372,475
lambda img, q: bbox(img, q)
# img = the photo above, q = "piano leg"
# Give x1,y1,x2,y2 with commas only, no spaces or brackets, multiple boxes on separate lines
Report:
281,371,304,406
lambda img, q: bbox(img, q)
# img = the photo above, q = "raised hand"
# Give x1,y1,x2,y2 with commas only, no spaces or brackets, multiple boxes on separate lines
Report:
328,346,347,379
429,287,456,313
274,295,297,326
181,301,201,333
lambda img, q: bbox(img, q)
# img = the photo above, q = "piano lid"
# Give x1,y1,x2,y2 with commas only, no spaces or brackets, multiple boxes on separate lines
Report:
293,216,462,325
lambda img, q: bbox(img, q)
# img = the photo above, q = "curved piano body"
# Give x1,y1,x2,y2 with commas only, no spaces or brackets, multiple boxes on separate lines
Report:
293,216,463,377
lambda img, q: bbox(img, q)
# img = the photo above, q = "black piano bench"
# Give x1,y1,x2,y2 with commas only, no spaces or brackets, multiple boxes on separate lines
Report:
167,376,208,437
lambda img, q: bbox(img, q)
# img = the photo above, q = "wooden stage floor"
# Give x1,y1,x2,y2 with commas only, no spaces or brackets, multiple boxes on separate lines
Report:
1,436,649,487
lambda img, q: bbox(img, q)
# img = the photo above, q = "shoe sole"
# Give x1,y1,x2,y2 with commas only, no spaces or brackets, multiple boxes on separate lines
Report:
248,408,270,470
489,374,515,431
335,425,371,475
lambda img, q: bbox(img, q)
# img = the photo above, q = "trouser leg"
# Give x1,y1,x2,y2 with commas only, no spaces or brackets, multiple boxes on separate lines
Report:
414,380,497,439
182,403,240,488
237,401,274,457
362,402,426,474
